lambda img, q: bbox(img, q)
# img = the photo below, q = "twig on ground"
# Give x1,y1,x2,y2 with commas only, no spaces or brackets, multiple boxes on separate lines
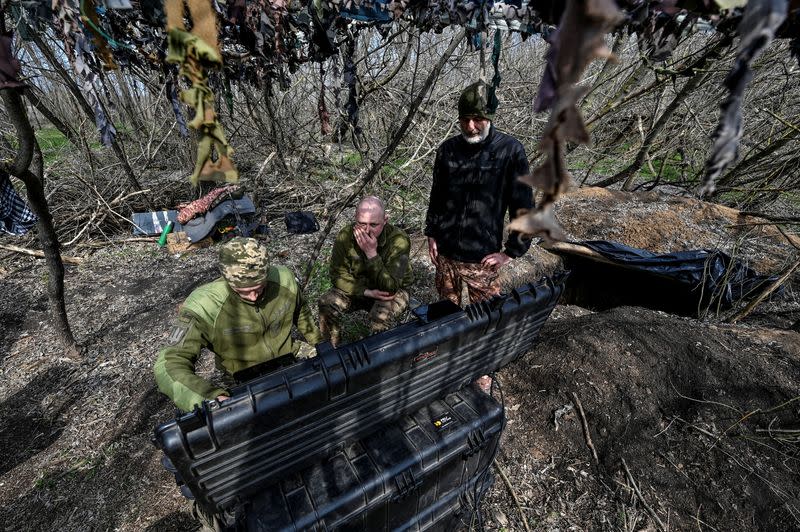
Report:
254,151,276,180
712,394,800,448
669,379,742,414
572,392,600,465
622,458,667,532
494,458,532,532
75,237,159,249
726,256,800,324
0,243,83,265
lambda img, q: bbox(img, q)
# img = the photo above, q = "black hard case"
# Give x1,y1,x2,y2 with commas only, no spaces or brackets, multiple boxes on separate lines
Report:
244,386,502,531
153,276,564,514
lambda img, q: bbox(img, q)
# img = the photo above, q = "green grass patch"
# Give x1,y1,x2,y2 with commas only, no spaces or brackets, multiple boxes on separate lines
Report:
381,157,409,179
638,152,685,182
570,156,624,176
342,151,362,167
304,259,332,305
339,316,371,344
36,127,69,164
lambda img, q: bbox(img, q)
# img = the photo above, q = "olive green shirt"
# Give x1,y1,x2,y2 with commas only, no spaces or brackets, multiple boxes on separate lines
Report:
329,222,413,297
154,266,322,412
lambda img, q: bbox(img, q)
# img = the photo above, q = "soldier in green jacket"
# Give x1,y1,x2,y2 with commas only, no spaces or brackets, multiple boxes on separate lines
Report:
154,237,322,412
319,196,413,346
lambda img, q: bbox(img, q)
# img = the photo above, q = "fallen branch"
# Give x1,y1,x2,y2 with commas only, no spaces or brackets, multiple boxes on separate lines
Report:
75,237,159,249
621,458,667,532
739,211,800,223
572,392,600,465
494,458,532,532
0,243,83,265
714,394,800,447
726,256,800,324
254,151,276,181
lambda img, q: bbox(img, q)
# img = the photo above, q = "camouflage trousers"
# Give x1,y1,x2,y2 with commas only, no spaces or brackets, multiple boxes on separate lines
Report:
318,287,410,346
435,255,501,306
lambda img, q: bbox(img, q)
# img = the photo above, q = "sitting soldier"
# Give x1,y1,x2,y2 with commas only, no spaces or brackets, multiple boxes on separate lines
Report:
154,237,321,412
318,196,413,346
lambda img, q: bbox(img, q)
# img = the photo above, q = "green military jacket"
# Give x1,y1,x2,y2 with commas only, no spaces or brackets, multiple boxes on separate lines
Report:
329,222,413,297
154,266,322,412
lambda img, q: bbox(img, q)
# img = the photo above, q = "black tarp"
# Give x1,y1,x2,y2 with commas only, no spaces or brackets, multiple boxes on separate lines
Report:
554,240,779,316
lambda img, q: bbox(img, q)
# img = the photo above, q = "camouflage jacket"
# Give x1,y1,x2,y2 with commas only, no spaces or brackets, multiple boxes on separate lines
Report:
154,266,322,412
329,223,413,297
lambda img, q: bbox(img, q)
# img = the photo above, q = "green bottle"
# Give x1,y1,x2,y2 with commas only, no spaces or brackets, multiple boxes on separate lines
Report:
158,221,174,247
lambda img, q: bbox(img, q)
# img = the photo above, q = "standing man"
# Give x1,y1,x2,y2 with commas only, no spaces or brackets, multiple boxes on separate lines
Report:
318,196,413,346
154,237,322,412
425,80,534,307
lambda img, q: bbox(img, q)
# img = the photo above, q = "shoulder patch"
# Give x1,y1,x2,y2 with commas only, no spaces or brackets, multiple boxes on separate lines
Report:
166,322,189,346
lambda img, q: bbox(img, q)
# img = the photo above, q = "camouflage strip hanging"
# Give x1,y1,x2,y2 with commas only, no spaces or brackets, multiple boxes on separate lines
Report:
700,0,788,196
165,0,238,186
510,0,623,242
0,30,25,89
79,0,118,70
319,62,332,136
51,0,117,147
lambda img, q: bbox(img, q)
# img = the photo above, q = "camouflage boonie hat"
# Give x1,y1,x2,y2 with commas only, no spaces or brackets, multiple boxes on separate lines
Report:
219,237,270,288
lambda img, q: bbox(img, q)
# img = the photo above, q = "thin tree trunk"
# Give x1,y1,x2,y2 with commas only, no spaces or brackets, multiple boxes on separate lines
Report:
262,83,290,171
337,31,361,144
0,88,80,357
25,89,82,148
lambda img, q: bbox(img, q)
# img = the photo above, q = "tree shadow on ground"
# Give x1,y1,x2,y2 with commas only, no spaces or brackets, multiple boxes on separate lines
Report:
143,511,198,531
0,383,175,530
78,266,217,347
0,363,84,476
0,281,33,364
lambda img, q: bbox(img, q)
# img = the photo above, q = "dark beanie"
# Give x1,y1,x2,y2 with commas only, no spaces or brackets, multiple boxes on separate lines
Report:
458,81,493,120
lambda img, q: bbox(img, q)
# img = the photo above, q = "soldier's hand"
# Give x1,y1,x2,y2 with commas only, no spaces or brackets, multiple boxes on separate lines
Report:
295,343,317,359
216,395,230,402
481,252,511,270
364,288,395,301
427,237,438,263
354,226,378,259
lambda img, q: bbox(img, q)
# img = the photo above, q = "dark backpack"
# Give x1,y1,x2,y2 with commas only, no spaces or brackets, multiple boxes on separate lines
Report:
284,211,319,234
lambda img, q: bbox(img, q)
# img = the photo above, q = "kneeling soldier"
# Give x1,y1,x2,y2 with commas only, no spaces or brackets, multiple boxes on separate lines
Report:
154,237,321,412
319,196,413,346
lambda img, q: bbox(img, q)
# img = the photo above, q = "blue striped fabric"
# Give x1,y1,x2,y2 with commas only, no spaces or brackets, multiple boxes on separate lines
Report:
0,172,37,235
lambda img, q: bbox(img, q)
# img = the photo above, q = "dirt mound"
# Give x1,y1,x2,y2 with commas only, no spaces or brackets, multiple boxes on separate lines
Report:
484,305,800,531
554,187,798,272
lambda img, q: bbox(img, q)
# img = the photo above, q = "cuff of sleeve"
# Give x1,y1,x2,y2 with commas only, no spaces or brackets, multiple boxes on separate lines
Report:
208,387,228,399
504,236,531,259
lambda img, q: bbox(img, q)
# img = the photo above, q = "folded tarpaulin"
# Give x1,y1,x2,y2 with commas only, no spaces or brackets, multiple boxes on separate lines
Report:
131,210,184,236
578,240,780,309
183,196,256,242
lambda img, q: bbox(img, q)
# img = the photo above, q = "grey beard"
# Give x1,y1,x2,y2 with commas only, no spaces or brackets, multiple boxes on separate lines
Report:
462,124,491,144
